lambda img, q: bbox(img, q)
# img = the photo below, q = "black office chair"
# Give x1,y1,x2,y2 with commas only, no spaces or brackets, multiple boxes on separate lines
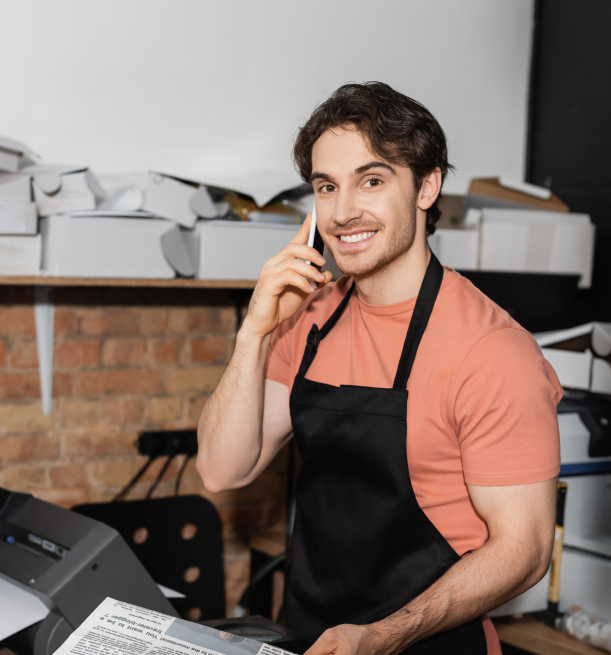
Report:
73,495,225,622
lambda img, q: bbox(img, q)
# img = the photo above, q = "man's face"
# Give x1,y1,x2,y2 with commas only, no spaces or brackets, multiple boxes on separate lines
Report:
311,126,418,279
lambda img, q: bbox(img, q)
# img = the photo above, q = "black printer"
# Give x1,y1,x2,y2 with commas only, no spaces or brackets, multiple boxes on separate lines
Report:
0,487,178,655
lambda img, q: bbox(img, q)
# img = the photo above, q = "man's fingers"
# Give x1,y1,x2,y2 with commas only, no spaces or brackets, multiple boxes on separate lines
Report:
290,212,313,245
271,258,326,283
265,242,326,270
318,270,334,288
304,632,338,655
264,268,317,295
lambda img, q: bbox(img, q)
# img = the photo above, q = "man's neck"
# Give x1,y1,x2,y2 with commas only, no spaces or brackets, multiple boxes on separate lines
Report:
354,237,432,306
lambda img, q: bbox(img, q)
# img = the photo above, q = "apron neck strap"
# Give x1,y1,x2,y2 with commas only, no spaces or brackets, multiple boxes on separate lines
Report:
296,281,356,380
319,281,356,340
392,252,444,390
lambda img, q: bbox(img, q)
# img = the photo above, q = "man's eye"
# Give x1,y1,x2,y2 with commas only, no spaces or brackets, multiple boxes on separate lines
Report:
321,185,335,193
365,178,382,187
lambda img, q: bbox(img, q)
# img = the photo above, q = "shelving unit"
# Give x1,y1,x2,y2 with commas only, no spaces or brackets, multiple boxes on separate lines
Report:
0,275,257,289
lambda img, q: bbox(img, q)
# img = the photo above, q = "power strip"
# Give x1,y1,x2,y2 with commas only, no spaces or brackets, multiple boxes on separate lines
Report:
137,430,198,457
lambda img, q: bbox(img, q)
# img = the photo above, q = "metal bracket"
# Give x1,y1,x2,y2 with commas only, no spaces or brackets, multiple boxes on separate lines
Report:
34,286,55,415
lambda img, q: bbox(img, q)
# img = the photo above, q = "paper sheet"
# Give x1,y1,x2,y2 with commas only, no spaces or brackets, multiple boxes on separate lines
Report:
54,598,289,655
0,574,50,641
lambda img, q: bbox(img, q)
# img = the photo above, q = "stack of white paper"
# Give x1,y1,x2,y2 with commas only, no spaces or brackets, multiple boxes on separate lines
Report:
534,322,611,393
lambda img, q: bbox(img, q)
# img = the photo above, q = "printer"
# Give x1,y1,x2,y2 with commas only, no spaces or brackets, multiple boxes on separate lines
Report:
0,487,178,655
490,391,611,619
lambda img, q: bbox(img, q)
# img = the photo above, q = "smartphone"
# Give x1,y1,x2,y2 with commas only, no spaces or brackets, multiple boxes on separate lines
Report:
307,203,325,271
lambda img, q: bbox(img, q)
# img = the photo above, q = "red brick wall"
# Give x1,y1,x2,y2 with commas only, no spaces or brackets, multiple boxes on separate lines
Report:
0,285,287,614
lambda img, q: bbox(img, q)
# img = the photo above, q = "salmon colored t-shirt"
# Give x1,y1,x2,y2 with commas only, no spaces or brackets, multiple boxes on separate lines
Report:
265,269,562,654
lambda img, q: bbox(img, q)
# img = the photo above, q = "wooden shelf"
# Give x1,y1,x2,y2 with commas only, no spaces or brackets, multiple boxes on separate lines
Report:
0,275,257,289
493,616,608,655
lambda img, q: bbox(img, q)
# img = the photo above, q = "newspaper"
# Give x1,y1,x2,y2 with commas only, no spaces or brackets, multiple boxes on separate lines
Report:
53,598,291,655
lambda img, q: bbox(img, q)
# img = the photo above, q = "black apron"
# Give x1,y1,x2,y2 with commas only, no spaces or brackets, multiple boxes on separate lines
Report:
285,253,487,654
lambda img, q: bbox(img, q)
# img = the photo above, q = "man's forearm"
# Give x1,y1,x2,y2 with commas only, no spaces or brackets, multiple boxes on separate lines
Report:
197,321,271,492
367,534,545,653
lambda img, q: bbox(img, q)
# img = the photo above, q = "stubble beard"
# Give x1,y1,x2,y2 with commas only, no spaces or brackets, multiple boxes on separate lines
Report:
328,199,418,281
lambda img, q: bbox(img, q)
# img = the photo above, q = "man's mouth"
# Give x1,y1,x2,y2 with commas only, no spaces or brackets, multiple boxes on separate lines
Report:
338,231,377,244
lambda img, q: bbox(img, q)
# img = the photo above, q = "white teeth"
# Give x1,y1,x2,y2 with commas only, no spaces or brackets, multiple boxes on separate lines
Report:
340,231,375,243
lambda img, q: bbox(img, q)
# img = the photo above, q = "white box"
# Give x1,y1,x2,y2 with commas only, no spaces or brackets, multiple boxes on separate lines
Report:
0,135,36,173
479,209,595,288
0,173,31,203
143,173,216,228
541,348,592,391
196,220,299,280
0,235,41,274
560,548,611,619
33,171,96,216
428,228,479,270
40,214,175,279
0,202,38,234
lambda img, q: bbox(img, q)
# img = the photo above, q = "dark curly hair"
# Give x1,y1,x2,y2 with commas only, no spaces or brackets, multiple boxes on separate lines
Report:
293,82,453,235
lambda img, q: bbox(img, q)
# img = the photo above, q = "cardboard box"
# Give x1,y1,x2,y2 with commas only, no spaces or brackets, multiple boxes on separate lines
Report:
0,174,37,234
0,136,37,173
33,170,97,216
478,209,595,288
535,323,611,393
436,194,464,229
0,235,41,274
0,173,31,203
40,214,175,278
196,220,299,280
0,202,37,234
468,177,568,212
540,348,593,391
143,173,217,228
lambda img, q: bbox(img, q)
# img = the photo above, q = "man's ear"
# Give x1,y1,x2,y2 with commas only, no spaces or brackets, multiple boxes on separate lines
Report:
417,168,442,211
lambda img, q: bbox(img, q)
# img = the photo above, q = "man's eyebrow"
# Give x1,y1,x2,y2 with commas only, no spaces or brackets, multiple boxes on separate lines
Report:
309,171,337,184
309,161,395,184
354,161,396,176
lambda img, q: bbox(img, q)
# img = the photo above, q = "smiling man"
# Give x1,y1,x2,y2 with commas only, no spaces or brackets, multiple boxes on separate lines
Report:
197,83,562,654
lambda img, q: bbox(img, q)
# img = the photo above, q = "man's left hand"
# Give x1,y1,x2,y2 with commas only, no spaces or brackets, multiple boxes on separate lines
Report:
305,624,384,655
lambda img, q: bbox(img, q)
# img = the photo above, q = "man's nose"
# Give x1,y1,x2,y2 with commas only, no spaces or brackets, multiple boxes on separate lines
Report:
333,188,362,225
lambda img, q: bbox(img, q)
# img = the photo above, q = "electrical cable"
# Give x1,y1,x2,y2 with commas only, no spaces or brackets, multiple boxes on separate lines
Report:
174,453,192,496
112,456,155,502
145,455,175,500
233,552,286,617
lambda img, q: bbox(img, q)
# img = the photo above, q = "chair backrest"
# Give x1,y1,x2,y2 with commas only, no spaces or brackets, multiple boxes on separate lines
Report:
73,495,225,622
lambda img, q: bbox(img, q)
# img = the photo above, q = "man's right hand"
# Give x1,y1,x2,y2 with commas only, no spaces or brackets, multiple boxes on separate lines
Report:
243,213,333,339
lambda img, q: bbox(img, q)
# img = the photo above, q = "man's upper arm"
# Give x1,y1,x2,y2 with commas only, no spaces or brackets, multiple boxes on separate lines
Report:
263,378,293,444
246,379,293,480
467,479,557,582
455,327,561,486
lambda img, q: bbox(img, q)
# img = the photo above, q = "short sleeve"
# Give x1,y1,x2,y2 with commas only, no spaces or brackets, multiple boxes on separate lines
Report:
454,327,562,486
265,321,292,388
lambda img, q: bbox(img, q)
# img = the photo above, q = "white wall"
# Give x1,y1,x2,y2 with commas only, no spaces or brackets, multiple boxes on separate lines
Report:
0,0,533,196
